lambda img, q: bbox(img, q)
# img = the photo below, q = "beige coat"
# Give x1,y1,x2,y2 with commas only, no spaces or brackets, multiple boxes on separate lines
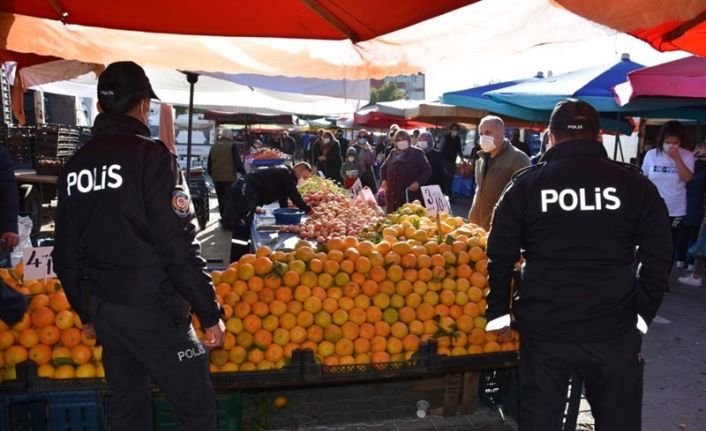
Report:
469,140,530,231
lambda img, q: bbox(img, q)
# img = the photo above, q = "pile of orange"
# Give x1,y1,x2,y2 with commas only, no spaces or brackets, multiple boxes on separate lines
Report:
202,202,519,373
0,269,104,382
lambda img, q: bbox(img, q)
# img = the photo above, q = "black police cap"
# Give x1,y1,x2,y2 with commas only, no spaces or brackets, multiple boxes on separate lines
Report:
549,99,600,133
97,61,159,109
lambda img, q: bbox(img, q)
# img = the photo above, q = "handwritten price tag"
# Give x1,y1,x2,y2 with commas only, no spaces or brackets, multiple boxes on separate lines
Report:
22,246,56,280
421,185,451,216
349,178,363,199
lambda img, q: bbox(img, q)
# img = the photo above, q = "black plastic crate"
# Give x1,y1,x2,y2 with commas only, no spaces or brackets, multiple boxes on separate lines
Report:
1,125,35,169
0,390,108,431
1,72,11,125
0,363,30,395
35,124,80,158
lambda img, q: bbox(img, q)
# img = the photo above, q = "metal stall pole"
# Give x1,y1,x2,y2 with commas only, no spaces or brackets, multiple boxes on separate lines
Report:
185,72,199,177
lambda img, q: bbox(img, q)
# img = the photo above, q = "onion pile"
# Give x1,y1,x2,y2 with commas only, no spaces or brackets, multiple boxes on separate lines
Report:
280,193,384,243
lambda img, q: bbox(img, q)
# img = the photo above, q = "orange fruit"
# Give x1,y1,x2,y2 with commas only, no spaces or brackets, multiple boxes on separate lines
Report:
39,325,61,346
253,329,273,347
54,364,76,379
265,344,284,363
5,345,28,366
19,328,40,348
307,326,324,343
341,322,360,340
359,323,375,340
296,311,314,328
29,294,50,311
60,328,82,348
37,364,55,378
30,306,55,328
29,344,52,365
55,310,75,330
370,336,387,353
374,321,391,337
70,344,93,365
289,326,307,344
254,257,274,275
354,338,371,354
371,351,391,364
49,292,71,312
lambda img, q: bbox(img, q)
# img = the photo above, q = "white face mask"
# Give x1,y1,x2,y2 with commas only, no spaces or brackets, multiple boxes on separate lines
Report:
396,140,410,151
418,141,429,150
358,137,367,144
347,156,355,162
450,130,459,137
663,143,676,152
323,138,331,144
480,135,496,153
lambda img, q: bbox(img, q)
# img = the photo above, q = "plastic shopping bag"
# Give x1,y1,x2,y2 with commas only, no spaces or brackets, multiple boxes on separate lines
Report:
11,216,33,267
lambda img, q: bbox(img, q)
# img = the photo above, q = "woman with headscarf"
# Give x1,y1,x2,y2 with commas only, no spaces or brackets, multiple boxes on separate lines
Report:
380,130,432,213
318,130,343,184
417,131,443,187
352,129,378,193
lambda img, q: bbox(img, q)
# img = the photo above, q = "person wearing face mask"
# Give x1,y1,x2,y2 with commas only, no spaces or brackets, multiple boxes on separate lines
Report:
440,124,465,196
341,147,360,189
677,142,706,286
353,130,378,193
318,130,344,184
417,131,444,188
468,116,530,231
336,129,350,158
53,62,224,430
642,120,695,276
380,130,432,213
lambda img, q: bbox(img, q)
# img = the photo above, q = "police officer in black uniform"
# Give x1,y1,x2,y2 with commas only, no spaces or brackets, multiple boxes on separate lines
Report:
53,62,224,431
486,99,672,431
230,163,313,261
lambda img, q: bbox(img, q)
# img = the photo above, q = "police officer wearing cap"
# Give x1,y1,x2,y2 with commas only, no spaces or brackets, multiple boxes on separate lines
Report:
53,62,224,430
486,99,672,431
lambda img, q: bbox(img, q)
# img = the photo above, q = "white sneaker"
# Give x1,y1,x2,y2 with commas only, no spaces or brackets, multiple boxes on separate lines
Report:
676,261,686,268
687,264,695,271
678,274,702,287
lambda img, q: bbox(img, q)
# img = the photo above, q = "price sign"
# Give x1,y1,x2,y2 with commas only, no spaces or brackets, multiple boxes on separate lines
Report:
421,185,451,216
349,178,363,199
22,246,56,280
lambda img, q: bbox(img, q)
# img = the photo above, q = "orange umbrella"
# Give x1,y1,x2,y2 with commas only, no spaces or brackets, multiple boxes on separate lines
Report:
553,0,706,56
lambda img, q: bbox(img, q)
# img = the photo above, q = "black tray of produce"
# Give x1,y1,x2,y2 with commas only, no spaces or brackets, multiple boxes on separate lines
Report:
426,340,518,373
209,350,306,390
35,157,67,176
302,344,431,383
23,363,110,394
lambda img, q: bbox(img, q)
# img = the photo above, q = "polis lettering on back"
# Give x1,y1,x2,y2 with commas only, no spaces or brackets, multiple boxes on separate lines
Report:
540,187,621,213
66,165,123,196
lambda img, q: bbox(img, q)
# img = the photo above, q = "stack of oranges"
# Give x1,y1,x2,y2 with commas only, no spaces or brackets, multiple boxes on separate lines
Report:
201,202,519,373
0,269,104,382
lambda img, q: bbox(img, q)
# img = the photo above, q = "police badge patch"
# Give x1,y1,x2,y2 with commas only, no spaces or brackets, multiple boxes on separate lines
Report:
171,190,191,218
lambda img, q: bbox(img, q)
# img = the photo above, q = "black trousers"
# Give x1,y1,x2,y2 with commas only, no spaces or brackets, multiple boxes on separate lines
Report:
519,329,643,431
89,297,217,431
214,181,234,219
442,162,455,196
230,179,258,263
676,224,699,263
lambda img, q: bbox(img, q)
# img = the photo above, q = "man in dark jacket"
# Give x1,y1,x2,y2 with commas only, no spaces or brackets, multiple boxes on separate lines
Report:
440,123,464,196
0,145,19,264
230,163,314,261
208,128,246,224
486,99,671,431
53,62,224,431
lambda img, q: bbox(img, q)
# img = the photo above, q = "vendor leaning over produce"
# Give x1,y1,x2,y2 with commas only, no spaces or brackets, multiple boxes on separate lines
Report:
486,99,671,431
230,162,315,261
52,62,225,431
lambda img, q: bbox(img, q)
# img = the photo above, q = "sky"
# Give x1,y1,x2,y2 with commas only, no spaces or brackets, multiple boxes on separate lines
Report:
425,32,689,100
